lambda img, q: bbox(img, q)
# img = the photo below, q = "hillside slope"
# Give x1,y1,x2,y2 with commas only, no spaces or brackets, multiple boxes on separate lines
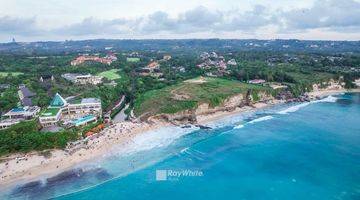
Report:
134,77,274,119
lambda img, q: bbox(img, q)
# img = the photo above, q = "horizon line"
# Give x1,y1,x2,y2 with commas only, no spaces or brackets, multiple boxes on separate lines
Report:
2,38,360,44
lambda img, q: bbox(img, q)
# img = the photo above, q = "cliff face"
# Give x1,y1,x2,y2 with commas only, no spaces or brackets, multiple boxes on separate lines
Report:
312,79,345,91
147,91,273,124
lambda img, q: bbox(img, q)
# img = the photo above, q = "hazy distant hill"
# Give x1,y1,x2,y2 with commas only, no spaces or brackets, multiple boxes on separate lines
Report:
0,39,359,54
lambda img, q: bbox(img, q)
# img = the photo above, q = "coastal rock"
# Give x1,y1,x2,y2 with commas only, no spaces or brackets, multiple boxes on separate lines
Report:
145,91,274,125
195,124,212,130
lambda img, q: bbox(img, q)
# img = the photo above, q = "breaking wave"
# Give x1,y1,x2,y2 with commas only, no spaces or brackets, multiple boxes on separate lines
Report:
248,116,274,124
278,95,338,115
277,103,310,114
234,124,244,129
314,95,338,103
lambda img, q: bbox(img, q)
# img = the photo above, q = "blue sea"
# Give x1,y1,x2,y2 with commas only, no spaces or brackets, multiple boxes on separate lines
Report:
1,93,359,200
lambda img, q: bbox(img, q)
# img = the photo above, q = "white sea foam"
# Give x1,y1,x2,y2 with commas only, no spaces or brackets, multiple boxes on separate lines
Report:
180,147,189,153
181,148,205,160
277,103,310,114
114,125,200,156
234,124,244,129
248,116,274,124
314,95,338,103
277,95,338,115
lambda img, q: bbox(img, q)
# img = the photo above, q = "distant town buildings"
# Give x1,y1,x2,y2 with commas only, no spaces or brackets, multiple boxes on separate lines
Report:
39,93,102,127
70,53,117,66
62,73,103,85
137,61,163,78
227,59,237,66
197,52,233,76
146,61,160,69
163,55,172,61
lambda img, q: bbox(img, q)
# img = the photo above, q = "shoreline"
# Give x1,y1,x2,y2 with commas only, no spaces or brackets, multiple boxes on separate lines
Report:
0,121,170,189
0,88,358,189
307,88,360,98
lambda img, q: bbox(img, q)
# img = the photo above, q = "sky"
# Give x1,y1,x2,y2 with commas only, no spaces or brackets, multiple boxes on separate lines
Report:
0,0,359,42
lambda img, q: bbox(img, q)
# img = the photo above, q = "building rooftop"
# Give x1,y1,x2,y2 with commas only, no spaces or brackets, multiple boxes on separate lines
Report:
81,98,101,104
21,97,33,106
3,106,40,117
62,73,89,81
50,93,67,107
19,86,36,98
10,107,25,112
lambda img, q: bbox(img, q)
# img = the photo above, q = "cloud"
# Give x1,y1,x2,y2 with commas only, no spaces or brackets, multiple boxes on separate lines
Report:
0,1,359,40
53,17,135,36
0,16,41,35
224,5,277,32
281,0,360,31
139,6,224,34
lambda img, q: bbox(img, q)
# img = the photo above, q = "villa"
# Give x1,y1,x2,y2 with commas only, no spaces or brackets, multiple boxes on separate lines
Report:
62,73,103,85
227,59,237,66
163,55,172,61
39,93,102,127
248,79,266,84
146,61,160,69
137,61,163,77
70,54,117,66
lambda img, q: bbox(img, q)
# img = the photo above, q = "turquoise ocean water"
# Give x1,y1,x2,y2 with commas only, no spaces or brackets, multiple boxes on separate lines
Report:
1,93,359,200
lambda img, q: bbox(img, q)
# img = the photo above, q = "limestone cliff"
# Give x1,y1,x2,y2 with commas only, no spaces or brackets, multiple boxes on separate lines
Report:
147,90,274,124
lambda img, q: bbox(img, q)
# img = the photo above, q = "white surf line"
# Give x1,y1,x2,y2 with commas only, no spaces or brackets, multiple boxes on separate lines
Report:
248,115,274,124
277,95,338,115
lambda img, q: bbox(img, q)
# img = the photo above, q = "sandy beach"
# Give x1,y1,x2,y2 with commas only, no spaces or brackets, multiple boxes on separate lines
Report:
0,121,169,188
307,88,360,98
0,87,359,189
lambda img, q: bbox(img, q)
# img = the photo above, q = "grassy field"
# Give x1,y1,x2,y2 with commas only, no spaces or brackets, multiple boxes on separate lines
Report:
287,72,334,84
97,69,121,80
126,57,140,63
0,72,24,77
134,77,273,116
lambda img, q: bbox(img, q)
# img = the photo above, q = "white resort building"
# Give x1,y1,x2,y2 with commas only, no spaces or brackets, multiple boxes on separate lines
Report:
39,93,102,127
0,106,40,129
62,73,103,85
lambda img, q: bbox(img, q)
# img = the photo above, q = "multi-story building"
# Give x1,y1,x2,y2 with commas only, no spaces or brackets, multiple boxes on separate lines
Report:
0,106,40,129
62,73,103,85
39,93,102,127
2,106,40,120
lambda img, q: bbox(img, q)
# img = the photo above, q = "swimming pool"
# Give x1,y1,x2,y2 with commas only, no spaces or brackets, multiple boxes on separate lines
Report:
71,115,96,126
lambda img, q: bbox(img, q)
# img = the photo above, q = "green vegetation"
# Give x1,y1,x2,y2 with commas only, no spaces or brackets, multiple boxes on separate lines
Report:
40,107,60,117
0,72,24,77
0,47,359,156
134,77,272,116
0,87,19,113
97,69,122,80
0,121,79,156
286,71,334,84
126,57,140,62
